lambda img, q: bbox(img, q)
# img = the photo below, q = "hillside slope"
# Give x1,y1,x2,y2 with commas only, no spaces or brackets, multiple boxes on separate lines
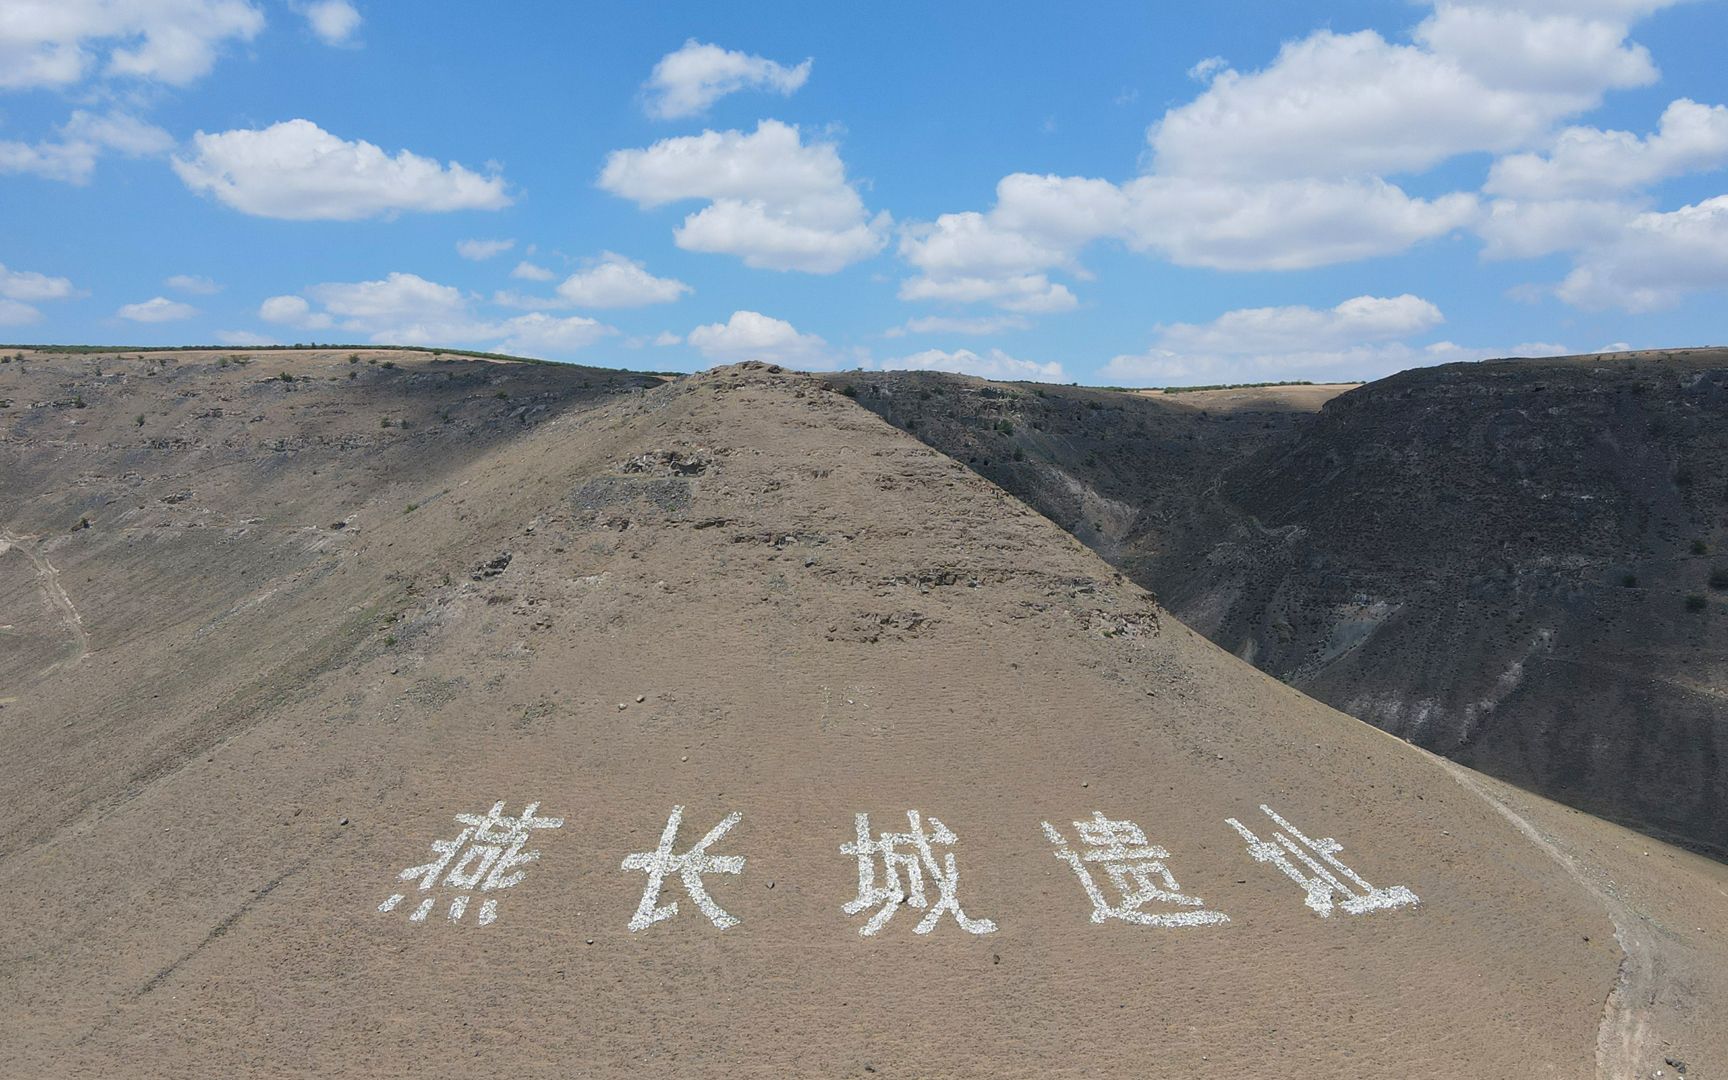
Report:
2,352,1725,1078
833,351,1728,859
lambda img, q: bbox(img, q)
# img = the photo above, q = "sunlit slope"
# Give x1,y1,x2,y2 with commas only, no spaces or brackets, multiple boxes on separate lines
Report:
1,356,1722,1078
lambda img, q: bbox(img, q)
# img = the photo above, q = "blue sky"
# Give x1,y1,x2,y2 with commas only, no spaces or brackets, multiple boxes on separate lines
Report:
2,1,1725,384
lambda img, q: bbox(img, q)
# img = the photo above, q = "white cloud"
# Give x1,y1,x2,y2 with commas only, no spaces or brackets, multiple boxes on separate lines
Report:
0,300,41,325
259,294,332,328
456,238,515,260
165,274,221,294
0,260,79,325
0,0,264,90
599,119,889,273
554,252,690,308
215,329,277,345
1476,197,1638,259
0,263,78,302
643,39,811,120
1102,291,1567,383
257,272,618,358
510,260,555,281
173,119,511,220
492,313,614,356
1556,195,1728,311
117,296,197,322
1106,340,1570,385
877,347,1068,383
0,110,173,184
686,309,835,368
884,314,1032,338
1486,98,1728,198
652,331,683,346
1153,295,1445,356
296,0,360,46
896,171,1477,305
1153,8,1664,182
898,272,1077,313
892,0,1681,306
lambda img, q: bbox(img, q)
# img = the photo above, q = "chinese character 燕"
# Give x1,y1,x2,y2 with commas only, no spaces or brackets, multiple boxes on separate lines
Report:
1042,811,1229,928
378,800,564,926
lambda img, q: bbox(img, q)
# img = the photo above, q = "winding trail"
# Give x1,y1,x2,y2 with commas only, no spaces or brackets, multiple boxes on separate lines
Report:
0,527,91,677
1434,756,1657,1080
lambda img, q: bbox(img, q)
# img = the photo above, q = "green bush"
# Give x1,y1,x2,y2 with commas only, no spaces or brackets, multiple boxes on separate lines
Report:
1710,567,1728,591
1686,594,1708,613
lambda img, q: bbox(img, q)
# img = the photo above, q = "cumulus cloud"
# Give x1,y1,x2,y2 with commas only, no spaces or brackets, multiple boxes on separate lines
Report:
258,272,618,358
876,347,1068,383
553,252,690,308
1151,12,1660,182
643,40,811,119
0,262,78,323
686,309,835,368
1103,292,1568,383
1486,98,1728,198
1555,195,1728,312
1,262,79,303
0,0,264,90
0,299,42,325
896,171,1477,307
510,260,555,281
166,274,221,294
893,1,1685,311
1153,295,1445,356
260,294,332,328
884,314,1032,338
0,110,173,184
296,0,360,46
456,238,515,260
599,119,889,273
173,119,511,220
117,296,197,322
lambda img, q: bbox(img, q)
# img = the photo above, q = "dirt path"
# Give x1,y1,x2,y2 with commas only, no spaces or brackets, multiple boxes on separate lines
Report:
0,527,90,675
1434,756,1657,1080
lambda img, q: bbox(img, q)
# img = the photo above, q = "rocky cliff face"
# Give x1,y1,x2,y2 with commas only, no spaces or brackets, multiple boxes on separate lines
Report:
833,350,1728,858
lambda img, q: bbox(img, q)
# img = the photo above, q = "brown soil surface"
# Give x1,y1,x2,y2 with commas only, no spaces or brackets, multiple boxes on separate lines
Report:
1,350,1723,1078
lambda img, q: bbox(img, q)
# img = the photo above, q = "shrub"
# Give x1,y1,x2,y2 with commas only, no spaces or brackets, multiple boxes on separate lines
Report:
348,354,360,364
994,418,1014,435
1692,539,1710,556
1710,567,1728,591
840,385,858,398
1685,594,1708,613
1620,573,1639,588
134,413,145,427
279,371,294,382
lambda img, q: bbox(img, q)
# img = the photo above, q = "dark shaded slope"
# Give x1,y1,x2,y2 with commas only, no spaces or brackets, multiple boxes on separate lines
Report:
830,350,1728,857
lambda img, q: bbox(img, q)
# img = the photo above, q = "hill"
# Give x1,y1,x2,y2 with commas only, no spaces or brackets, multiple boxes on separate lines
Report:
1,349,1724,1077
830,350,1728,859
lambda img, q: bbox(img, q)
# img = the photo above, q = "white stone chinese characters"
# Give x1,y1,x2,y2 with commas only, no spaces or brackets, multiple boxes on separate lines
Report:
1042,811,1230,928
378,800,565,926
841,810,997,937
1225,803,1418,917
621,805,746,932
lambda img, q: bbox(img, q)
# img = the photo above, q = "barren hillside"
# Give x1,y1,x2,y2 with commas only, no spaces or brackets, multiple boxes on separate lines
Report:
2,350,1724,1078
833,350,1728,859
